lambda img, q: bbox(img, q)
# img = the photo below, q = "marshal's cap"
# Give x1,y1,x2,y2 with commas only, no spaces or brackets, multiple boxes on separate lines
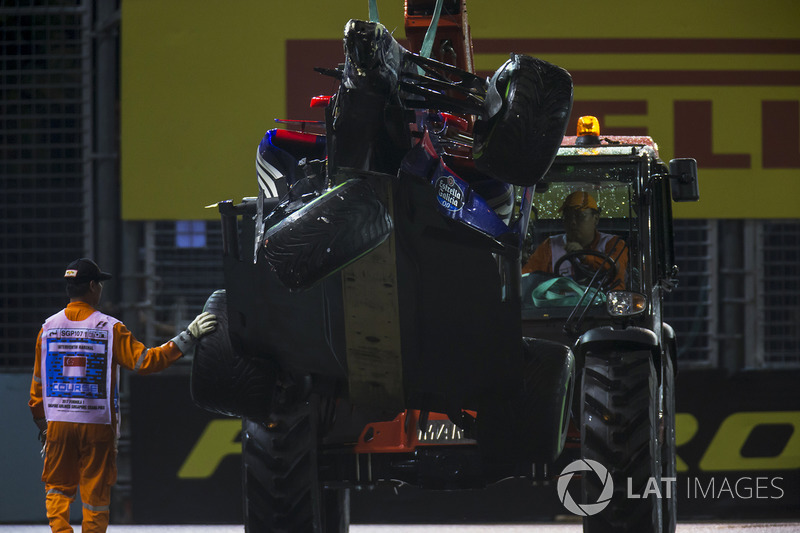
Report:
64,258,113,283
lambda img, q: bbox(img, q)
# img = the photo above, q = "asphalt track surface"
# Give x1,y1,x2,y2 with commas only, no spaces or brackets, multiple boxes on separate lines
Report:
2,523,799,532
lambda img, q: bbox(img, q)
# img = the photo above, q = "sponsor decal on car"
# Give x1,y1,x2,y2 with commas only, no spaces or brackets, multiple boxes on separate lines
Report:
435,175,465,212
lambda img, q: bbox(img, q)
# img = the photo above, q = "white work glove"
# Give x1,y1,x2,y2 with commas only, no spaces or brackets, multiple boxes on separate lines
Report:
34,417,47,440
34,417,47,455
171,311,217,355
188,311,217,339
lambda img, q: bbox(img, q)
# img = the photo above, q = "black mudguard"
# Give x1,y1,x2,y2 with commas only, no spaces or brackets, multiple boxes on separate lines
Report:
575,325,660,355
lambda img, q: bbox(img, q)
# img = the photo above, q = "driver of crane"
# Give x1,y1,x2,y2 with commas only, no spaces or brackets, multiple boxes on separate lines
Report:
522,191,628,290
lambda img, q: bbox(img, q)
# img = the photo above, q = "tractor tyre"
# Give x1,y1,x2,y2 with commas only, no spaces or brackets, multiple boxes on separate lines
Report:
662,352,677,533
242,396,349,533
581,350,662,532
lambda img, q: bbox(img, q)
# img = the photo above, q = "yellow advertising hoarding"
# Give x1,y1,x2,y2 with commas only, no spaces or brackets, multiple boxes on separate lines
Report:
121,0,800,220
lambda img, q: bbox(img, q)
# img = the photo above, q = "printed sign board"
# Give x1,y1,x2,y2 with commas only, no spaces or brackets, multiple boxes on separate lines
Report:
129,374,242,524
129,369,799,523
121,0,800,220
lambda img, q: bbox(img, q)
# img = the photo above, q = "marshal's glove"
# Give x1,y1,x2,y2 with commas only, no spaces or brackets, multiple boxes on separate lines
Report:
188,311,217,339
34,417,47,446
171,311,217,355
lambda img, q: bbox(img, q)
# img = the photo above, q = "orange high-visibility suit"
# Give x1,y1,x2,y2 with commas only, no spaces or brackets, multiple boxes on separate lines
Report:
30,301,185,533
523,231,629,290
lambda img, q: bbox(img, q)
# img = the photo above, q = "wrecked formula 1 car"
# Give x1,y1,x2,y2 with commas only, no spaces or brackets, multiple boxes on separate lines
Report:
187,1,678,531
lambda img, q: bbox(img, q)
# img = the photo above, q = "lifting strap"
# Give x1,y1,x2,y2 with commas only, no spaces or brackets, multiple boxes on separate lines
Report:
419,0,445,60
369,0,379,23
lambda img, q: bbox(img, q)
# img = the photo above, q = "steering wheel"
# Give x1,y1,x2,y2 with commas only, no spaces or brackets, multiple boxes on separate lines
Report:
553,250,618,288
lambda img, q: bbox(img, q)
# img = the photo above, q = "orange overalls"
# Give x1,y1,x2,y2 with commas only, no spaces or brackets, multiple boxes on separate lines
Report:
523,231,629,290
29,301,184,533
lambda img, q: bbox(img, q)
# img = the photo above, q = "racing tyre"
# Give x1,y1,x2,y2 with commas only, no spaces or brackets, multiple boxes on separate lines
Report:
264,178,393,290
581,350,662,533
521,337,575,461
473,54,573,186
662,353,677,533
191,290,277,420
242,396,349,533
479,337,575,462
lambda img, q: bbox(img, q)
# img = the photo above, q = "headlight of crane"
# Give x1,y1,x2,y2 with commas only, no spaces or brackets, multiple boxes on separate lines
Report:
606,291,647,317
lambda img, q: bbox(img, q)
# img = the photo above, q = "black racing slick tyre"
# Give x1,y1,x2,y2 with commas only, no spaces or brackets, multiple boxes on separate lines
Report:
521,337,575,461
581,350,662,533
242,396,349,533
264,178,393,291
473,54,573,187
190,290,277,420
479,337,575,462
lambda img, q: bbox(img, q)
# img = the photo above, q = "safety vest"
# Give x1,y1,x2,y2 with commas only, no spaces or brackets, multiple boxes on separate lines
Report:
550,232,615,277
40,310,118,425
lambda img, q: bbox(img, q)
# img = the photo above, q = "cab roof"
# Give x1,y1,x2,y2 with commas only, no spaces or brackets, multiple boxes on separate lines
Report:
561,135,658,149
